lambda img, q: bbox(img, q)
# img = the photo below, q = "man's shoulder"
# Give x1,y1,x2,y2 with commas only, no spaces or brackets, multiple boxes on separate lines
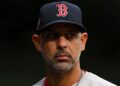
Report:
79,71,117,86
32,72,117,86
32,77,45,86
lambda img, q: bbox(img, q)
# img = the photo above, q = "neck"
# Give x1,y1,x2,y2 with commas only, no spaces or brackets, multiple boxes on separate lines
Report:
46,62,82,86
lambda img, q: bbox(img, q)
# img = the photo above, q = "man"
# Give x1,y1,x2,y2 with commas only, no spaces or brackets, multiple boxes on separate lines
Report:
32,1,116,86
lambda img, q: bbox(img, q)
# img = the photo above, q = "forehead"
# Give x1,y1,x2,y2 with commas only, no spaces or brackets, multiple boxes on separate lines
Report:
41,23,80,33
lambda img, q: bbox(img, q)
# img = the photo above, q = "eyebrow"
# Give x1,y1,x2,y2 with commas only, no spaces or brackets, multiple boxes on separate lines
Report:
44,29,57,33
39,28,55,33
40,26,80,33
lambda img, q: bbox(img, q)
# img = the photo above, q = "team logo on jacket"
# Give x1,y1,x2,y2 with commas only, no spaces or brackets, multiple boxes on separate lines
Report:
56,4,68,17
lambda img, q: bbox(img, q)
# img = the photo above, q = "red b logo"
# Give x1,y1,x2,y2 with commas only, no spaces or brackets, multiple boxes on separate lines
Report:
56,4,68,17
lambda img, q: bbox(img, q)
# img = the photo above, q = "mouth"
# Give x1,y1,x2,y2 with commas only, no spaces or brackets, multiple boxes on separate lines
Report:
55,55,70,62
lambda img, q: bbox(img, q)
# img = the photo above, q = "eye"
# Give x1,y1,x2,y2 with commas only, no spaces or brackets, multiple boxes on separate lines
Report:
65,32,79,40
42,32,59,40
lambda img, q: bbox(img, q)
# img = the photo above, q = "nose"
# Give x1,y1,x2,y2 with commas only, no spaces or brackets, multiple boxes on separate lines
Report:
56,36,68,49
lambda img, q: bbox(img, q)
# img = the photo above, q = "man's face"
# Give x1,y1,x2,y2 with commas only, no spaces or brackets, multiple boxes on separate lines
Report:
32,24,88,72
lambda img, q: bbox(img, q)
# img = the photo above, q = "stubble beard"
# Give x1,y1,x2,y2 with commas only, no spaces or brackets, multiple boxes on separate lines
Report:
46,54,81,74
42,48,81,75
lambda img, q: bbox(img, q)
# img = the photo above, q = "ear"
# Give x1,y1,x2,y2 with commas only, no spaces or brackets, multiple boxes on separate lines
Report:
80,32,88,51
32,34,41,52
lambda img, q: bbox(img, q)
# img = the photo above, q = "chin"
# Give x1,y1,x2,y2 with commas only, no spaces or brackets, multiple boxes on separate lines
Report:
53,62,73,72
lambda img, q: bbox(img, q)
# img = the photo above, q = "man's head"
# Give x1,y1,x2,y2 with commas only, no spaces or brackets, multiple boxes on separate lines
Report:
32,1,88,72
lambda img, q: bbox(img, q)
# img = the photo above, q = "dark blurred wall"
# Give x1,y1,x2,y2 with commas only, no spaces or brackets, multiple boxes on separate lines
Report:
0,0,120,86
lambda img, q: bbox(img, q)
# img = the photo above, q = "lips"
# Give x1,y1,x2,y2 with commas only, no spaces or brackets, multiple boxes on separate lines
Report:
55,55,69,62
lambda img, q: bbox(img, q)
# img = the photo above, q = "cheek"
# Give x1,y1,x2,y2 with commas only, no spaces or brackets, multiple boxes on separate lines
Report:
70,40,82,58
41,41,57,59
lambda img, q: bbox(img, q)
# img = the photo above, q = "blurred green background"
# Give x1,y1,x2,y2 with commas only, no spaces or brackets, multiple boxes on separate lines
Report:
0,0,120,86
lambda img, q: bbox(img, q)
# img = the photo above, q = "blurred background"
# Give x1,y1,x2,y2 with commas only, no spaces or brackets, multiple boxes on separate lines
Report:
0,0,120,86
